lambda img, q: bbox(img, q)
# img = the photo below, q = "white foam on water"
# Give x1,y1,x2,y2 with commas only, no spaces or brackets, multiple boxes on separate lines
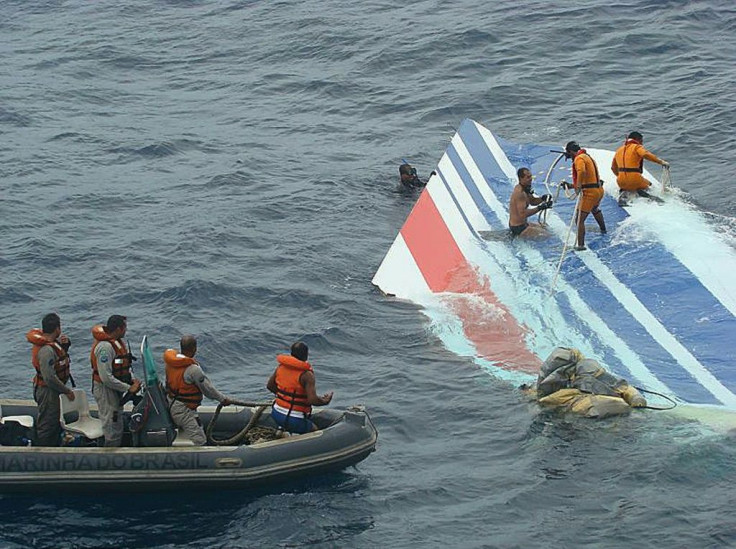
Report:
374,121,736,411
451,131,674,394
589,147,736,317
472,122,736,407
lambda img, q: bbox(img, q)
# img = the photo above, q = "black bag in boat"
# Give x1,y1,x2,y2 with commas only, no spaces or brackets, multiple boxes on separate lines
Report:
0,420,32,446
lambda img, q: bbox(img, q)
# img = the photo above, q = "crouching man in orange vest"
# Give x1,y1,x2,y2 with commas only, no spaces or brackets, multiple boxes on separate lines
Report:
164,335,233,446
611,131,669,205
266,341,333,434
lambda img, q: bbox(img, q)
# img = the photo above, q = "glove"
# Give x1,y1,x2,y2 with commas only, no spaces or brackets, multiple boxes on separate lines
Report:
129,379,142,394
560,180,573,190
540,194,551,202
429,170,437,177
537,201,551,211
661,161,670,168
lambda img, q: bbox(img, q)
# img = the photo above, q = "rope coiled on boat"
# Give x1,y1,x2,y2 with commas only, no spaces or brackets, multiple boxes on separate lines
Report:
205,399,274,446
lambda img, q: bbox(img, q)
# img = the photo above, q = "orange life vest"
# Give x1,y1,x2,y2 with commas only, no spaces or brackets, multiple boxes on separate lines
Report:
164,349,203,410
90,324,131,384
572,149,601,190
273,354,313,415
27,329,70,388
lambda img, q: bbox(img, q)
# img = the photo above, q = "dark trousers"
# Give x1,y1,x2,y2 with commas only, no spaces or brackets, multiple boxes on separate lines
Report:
33,385,61,447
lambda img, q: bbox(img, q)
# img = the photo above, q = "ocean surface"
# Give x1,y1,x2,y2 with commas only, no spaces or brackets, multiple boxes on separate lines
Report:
2,1,735,547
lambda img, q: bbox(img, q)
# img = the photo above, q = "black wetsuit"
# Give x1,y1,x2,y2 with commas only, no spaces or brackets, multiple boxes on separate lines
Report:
401,175,425,189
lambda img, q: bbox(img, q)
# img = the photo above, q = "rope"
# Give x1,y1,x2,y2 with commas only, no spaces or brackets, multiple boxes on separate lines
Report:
661,165,671,193
634,387,678,411
205,399,274,446
551,370,677,412
549,192,582,295
561,183,577,201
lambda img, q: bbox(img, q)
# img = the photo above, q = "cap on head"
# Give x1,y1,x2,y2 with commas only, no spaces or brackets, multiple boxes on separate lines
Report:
565,141,580,155
627,131,643,142
291,341,309,361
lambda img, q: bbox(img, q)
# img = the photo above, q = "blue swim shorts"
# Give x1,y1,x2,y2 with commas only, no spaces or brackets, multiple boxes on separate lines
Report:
270,407,315,434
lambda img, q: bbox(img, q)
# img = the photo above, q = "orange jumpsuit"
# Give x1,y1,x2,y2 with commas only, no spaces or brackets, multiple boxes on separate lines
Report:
611,139,664,192
572,150,604,213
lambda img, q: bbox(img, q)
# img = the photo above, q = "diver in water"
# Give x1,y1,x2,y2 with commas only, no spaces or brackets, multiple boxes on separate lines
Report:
508,167,552,238
399,163,435,189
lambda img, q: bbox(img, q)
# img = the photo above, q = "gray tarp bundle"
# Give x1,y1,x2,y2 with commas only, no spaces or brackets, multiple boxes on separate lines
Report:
535,347,646,418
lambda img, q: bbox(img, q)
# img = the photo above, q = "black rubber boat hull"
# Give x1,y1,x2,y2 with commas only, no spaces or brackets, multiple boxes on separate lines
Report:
0,400,377,493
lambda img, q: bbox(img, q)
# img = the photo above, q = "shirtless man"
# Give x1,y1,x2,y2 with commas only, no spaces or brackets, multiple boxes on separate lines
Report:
508,167,552,238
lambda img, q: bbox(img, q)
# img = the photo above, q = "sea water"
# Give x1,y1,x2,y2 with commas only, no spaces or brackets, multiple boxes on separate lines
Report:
1,1,735,547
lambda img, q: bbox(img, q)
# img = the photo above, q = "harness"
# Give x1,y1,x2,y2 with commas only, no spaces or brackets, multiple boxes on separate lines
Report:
618,140,645,174
273,354,313,430
274,386,311,413
27,329,71,388
573,150,602,190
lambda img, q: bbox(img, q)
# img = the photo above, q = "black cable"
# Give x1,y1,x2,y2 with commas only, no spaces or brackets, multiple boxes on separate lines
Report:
634,387,678,410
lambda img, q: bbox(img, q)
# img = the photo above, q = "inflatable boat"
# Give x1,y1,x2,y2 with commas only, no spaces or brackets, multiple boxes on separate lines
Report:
374,119,736,420
0,337,377,492
0,401,376,493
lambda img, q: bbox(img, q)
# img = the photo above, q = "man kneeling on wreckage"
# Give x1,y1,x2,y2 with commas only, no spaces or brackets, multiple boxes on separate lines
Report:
525,347,647,418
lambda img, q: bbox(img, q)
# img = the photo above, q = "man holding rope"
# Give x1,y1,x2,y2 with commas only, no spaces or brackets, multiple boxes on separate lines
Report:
508,167,553,238
564,141,607,251
164,335,234,445
611,131,669,206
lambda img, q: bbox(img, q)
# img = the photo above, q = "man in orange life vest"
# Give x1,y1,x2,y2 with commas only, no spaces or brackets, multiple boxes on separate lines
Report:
266,341,333,434
26,313,76,446
611,131,669,205
164,335,233,446
90,315,141,446
565,141,607,251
